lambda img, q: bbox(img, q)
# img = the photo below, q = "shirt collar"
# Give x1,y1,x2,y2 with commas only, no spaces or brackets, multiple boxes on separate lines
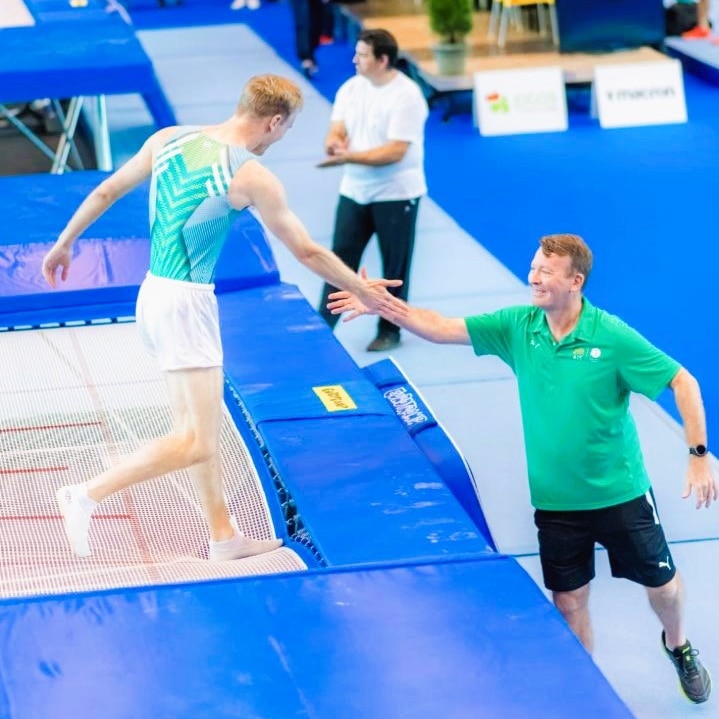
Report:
529,297,597,343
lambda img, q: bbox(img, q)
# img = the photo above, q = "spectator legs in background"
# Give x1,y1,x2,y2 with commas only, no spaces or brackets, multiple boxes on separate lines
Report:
289,0,325,77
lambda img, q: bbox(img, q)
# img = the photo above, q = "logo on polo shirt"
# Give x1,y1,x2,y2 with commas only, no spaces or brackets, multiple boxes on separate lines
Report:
571,347,603,361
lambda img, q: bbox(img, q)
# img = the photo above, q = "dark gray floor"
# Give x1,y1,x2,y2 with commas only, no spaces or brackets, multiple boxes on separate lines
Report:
0,102,96,175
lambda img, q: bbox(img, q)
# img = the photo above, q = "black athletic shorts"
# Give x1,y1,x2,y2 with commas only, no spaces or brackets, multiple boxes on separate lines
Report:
534,490,676,592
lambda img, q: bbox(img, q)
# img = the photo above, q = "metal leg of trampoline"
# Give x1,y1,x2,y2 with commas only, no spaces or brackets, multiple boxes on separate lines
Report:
91,96,113,172
50,99,85,171
51,96,85,174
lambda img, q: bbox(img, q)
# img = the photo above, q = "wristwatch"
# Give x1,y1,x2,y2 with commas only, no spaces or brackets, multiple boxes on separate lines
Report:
689,444,708,457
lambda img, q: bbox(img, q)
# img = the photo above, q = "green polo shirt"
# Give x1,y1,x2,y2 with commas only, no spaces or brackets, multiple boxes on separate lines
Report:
465,299,680,511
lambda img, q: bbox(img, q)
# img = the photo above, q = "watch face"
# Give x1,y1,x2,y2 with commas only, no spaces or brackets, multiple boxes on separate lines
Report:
690,444,708,456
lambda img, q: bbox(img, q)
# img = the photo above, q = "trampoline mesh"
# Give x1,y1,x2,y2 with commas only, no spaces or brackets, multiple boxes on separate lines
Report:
0,322,306,599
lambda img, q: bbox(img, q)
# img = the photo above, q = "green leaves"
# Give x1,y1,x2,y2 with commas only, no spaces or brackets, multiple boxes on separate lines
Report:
427,0,473,44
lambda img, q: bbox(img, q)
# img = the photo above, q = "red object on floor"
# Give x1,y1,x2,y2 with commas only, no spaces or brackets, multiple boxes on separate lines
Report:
682,25,711,39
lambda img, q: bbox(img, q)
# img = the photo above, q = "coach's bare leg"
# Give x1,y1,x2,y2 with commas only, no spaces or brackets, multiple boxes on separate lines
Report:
648,574,686,649
553,584,593,652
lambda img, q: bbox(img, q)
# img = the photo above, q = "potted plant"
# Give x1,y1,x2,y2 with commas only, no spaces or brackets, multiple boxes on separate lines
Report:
427,0,474,75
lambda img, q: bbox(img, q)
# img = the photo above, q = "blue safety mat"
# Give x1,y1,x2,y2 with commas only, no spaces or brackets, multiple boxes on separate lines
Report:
0,556,634,719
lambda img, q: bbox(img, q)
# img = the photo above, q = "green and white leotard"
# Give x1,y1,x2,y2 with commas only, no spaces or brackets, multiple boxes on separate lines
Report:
148,127,253,284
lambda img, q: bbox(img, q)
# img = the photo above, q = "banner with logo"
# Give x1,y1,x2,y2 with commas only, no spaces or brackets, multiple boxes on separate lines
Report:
593,60,687,129
473,66,568,136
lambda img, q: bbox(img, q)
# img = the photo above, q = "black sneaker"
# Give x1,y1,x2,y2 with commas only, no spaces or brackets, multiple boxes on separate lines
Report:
366,332,400,352
662,631,712,704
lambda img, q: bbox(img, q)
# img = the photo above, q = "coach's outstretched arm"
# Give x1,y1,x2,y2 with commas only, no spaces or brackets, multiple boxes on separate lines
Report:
328,280,470,345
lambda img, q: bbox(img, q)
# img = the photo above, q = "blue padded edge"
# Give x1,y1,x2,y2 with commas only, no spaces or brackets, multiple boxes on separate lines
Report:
0,555,635,719
222,382,289,534
0,172,278,323
238,377,393,424
221,381,320,568
0,304,139,332
219,287,494,566
219,285,362,388
256,414,494,565
364,357,497,551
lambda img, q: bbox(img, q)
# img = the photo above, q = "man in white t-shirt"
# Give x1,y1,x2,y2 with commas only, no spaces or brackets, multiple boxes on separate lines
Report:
317,29,429,352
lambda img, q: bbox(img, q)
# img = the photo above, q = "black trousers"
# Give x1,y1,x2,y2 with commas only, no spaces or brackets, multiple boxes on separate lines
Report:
319,195,420,335
288,0,325,63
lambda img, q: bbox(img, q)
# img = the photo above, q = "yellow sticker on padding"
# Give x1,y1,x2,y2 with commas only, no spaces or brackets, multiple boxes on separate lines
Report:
313,385,357,412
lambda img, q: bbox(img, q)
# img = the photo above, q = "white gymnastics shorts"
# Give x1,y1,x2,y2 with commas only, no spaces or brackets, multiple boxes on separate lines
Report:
135,272,223,372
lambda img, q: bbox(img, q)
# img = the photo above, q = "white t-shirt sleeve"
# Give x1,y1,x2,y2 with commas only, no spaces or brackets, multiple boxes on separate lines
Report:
330,81,352,123
386,88,428,144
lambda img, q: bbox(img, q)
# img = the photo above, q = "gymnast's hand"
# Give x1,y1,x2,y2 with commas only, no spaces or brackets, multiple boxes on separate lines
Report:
330,268,406,322
42,243,73,288
328,287,370,321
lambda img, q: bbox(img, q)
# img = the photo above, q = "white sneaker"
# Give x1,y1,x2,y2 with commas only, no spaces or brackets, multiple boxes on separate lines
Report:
247,0,260,9
230,0,246,9
56,485,97,558
209,517,282,561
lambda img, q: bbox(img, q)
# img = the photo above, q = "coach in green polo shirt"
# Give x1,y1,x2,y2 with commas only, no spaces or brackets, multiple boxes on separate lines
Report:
327,232,717,705
467,299,680,512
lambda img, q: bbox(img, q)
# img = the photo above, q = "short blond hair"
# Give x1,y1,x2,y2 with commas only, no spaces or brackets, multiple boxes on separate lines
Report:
237,74,304,119
539,233,593,287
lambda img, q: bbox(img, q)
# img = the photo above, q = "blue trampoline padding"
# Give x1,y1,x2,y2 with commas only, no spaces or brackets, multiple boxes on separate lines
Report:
220,286,493,563
0,172,279,323
220,285,362,388
364,358,497,550
256,413,494,563
0,19,176,127
0,556,635,719
240,378,394,423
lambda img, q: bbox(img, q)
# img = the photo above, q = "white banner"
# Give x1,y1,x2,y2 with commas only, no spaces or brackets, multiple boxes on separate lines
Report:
473,66,567,136
594,60,687,129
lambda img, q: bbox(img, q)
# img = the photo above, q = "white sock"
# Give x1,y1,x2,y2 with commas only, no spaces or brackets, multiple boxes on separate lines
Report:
56,484,98,558
208,517,282,561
